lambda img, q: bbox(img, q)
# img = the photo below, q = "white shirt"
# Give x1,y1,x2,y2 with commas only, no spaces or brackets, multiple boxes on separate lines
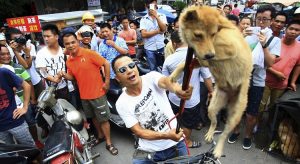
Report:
35,46,72,90
162,47,211,108
116,72,179,152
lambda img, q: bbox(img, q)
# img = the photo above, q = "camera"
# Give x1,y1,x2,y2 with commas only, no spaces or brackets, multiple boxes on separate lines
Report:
14,36,27,45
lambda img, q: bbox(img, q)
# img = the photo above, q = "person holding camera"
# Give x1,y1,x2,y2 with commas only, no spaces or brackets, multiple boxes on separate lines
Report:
5,27,44,147
140,0,167,71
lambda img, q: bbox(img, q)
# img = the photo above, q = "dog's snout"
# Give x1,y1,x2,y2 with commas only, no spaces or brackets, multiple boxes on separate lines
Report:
204,53,215,60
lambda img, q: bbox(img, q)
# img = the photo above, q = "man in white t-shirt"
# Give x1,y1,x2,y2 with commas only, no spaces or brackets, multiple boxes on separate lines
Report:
162,31,213,149
113,55,193,163
36,24,74,101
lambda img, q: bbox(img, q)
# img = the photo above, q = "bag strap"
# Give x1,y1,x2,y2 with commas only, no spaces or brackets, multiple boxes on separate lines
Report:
263,36,274,48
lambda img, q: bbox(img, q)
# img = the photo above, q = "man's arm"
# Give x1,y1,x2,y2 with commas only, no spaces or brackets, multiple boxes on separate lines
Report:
204,77,214,96
38,67,62,83
141,29,162,38
158,76,193,100
103,59,110,91
13,80,31,119
106,40,128,55
266,67,286,81
130,123,183,141
289,65,300,91
262,47,276,67
150,10,167,32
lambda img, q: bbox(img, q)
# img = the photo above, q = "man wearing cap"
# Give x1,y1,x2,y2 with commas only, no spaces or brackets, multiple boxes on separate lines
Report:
81,11,99,52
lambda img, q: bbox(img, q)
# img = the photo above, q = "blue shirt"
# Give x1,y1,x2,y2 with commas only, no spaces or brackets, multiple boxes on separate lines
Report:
0,68,24,132
98,35,128,79
140,13,167,51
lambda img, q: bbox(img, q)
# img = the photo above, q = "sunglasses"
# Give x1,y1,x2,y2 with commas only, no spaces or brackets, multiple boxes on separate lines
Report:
81,31,92,38
117,62,136,74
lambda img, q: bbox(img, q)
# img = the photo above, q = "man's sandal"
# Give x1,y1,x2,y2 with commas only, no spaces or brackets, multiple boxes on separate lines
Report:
106,144,118,155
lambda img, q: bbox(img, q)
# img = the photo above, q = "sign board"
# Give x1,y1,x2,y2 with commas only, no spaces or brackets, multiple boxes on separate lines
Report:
87,0,100,7
6,16,41,32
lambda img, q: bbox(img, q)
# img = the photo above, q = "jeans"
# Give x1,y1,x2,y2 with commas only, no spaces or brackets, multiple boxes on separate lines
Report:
133,140,188,164
145,48,164,71
0,122,35,146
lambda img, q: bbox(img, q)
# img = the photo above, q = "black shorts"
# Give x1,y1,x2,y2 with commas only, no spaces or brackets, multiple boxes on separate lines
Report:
170,102,201,129
246,85,264,116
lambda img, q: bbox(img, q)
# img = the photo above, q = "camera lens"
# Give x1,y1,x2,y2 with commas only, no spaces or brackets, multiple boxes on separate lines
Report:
14,36,27,45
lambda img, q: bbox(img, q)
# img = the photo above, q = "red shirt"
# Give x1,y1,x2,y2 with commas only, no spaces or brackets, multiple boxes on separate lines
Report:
266,40,300,89
118,28,137,55
67,47,106,99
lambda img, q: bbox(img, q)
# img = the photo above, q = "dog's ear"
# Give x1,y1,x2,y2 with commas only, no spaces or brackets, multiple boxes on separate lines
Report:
183,10,198,21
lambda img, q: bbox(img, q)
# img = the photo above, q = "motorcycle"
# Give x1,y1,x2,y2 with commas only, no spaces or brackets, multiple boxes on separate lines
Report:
36,85,100,163
0,142,41,164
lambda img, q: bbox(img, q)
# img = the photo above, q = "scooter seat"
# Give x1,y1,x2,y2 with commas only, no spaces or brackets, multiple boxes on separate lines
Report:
108,84,122,96
43,120,72,162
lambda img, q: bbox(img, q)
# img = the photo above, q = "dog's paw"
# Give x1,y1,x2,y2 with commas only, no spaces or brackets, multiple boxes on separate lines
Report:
205,132,213,143
213,147,223,159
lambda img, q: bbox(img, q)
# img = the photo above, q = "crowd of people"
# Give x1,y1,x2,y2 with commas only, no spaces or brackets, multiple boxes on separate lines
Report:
0,0,300,163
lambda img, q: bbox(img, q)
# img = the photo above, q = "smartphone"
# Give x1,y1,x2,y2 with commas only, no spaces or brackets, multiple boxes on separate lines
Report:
247,27,261,35
149,4,155,10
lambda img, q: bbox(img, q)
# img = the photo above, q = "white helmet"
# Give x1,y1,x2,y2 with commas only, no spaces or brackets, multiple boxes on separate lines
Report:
76,25,94,40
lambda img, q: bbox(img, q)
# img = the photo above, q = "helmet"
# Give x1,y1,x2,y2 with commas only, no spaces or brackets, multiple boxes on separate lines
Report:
78,25,94,34
82,11,95,22
295,7,300,15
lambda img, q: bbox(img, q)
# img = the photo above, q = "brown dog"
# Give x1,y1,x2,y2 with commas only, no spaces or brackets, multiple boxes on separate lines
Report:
170,6,253,158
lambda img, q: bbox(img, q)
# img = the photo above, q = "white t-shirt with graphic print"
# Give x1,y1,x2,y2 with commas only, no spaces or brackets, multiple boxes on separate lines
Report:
116,71,179,152
35,46,72,90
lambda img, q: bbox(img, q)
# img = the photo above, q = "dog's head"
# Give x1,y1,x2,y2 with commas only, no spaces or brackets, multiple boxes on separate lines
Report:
179,6,233,61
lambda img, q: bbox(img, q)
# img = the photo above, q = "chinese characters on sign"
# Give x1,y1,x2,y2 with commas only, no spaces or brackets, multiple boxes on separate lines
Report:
6,16,41,32
87,0,100,7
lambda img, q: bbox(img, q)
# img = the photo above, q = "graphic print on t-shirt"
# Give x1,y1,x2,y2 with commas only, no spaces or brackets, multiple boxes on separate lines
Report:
45,56,65,75
0,88,9,109
134,88,169,132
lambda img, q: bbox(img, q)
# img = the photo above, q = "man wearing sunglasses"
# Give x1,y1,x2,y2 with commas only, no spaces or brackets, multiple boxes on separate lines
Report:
113,55,193,163
60,32,118,156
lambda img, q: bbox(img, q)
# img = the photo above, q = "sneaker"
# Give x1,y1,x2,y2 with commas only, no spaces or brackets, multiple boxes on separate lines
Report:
243,138,252,150
35,140,44,149
228,133,240,144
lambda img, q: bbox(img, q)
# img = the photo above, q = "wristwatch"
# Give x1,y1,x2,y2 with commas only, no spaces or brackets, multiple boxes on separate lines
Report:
262,44,268,49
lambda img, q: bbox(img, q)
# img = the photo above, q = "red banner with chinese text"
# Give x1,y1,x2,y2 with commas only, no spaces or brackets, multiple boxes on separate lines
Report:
6,16,41,32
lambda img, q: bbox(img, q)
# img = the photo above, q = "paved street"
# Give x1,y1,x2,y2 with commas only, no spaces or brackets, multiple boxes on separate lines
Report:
92,122,291,164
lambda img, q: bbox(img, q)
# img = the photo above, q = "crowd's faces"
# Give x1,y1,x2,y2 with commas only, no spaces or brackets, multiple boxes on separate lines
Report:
83,19,94,27
101,27,113,40
63,35,80,56
115,56,140,87
42,30,58,46
129,23,137,30
0,39,6,46
121,19,129,30
81,34,92,44
285,24,300,40
271,15,286,32
0,46,11,64
255,11,272,29
223,6,231,15
239,18,251,32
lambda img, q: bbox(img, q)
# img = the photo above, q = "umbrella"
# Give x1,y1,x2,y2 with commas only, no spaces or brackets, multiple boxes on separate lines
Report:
260,0,300,6
136,9,176,23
